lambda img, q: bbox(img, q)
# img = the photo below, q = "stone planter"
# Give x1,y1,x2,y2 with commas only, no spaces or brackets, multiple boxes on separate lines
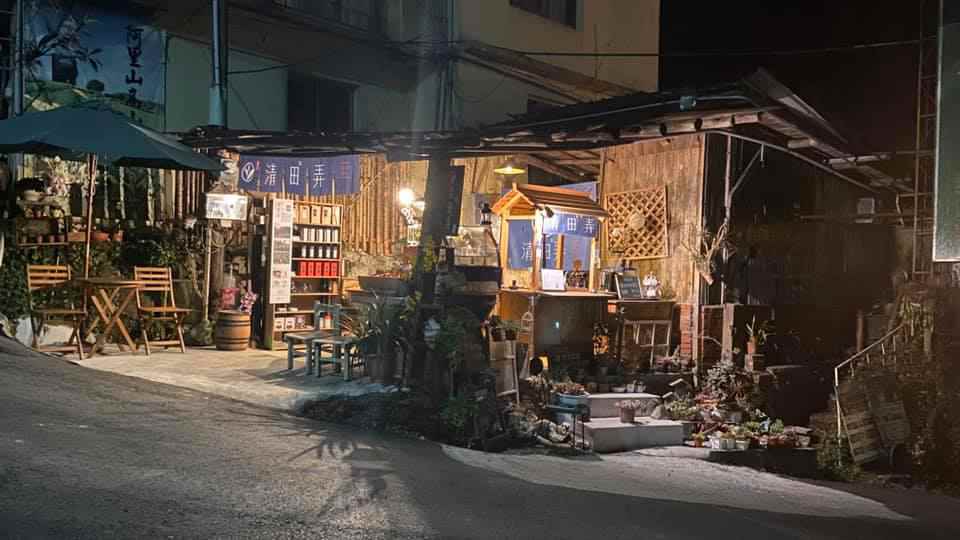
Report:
680,421,698,439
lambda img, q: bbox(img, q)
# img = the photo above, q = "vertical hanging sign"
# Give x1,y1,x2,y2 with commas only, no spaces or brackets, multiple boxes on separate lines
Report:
268,199,294,304
444,166,466,236
935,3,960,260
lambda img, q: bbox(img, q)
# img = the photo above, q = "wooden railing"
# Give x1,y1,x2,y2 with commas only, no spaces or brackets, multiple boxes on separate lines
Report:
833,323,907,447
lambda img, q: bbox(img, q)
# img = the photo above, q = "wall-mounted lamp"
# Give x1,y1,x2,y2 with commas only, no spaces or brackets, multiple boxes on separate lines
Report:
479,202,493,226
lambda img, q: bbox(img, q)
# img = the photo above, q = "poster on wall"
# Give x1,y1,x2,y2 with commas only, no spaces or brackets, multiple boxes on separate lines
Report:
269,199,294,304
238,155,361,196
23,0,166,129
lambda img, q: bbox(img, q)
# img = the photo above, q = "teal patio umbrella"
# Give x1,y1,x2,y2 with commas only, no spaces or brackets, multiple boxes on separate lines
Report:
0,106,223,276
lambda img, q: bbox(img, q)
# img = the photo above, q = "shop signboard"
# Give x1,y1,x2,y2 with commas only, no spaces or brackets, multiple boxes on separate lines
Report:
238,155,360,196
24,1,165,129
268,199,294,304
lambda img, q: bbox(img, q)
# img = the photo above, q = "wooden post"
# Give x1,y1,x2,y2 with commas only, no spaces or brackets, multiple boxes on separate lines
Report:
531,210,543,290
856,309,865,352
720,134,732,303
83,155,98,278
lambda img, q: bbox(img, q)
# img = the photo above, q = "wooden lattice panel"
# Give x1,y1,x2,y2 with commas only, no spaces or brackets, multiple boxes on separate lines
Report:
605,187,668,260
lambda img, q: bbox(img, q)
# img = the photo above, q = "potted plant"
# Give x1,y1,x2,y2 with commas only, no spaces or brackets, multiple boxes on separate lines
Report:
720,430,737,451
691,432,706,448
487,316,506,341
616,400,642,424
733,426,752,451
745,316,770,356
552,381,589,410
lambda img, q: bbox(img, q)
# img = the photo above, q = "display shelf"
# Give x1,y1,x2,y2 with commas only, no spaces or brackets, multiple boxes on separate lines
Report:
264,201,344,350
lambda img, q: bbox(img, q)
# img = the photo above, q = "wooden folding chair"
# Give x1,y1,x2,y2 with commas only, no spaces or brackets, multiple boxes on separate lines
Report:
134,266,192,355
26,264,85,359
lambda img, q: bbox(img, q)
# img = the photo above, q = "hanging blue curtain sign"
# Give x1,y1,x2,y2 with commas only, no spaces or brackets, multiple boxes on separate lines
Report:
542,212,599,237
507,220,533,269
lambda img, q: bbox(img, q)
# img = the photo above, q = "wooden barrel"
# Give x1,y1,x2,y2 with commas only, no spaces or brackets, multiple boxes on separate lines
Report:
215,310,250,351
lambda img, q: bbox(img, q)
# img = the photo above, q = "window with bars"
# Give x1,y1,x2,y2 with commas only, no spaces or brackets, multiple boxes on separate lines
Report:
509,0,578,29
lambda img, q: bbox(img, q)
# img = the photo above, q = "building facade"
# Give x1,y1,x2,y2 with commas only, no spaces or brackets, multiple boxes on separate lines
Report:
8,1,660,133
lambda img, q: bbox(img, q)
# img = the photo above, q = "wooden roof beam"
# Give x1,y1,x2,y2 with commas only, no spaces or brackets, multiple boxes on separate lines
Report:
520,155,586,182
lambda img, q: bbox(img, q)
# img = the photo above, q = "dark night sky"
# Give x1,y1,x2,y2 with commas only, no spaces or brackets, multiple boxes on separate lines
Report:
660,1,922,155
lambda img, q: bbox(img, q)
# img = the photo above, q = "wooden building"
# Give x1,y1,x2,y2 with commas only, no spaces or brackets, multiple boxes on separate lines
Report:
184,69,902,369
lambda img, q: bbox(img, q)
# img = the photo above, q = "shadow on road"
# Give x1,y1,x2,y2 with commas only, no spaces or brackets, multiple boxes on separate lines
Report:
219,407,960,539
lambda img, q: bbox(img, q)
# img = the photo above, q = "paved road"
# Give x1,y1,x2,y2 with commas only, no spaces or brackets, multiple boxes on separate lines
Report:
2,342,959,539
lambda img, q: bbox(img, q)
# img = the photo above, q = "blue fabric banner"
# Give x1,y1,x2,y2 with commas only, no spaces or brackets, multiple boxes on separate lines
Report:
238,155,360,195
542,212,599,237
507,220,534,269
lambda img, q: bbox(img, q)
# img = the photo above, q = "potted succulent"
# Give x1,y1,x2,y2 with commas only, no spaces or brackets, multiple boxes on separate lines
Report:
616,400,643,424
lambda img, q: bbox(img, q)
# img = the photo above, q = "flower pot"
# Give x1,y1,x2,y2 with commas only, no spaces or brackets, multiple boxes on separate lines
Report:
746,339,757,355
619,408,636,424
735,439,750,451
91,231,110,243
112,231,124,242
721,438,736,451
692,438,704,448
504,329,518,341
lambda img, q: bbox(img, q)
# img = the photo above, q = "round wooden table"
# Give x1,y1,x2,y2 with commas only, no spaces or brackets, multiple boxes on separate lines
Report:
74,277,146,356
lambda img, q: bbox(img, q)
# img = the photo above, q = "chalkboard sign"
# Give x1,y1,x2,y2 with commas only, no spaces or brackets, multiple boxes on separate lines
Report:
445,166,466,236
617,270,643,299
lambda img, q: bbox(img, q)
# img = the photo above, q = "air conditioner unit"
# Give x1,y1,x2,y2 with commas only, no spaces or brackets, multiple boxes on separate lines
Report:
856,197,876,223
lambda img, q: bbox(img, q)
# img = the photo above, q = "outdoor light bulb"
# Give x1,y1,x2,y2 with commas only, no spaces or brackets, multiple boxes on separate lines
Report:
398,188,416,207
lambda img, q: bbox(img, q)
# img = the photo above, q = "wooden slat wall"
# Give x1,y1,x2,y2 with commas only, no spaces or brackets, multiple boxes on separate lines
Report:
246,155,513,258
600,135,705,304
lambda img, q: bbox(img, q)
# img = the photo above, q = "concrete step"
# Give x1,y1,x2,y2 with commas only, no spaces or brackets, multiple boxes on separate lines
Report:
583,417,685,453
588,393,660,419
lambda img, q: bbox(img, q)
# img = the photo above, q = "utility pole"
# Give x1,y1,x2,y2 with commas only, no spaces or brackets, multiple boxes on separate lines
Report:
209,0,228,127
11,0,23,117
205,0,229,324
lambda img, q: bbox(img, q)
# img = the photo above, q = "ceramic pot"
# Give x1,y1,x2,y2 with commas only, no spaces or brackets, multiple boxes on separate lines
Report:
619,408,636,424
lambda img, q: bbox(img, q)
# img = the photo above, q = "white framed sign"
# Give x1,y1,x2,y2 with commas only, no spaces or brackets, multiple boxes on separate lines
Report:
205,193,249,221
268,199,294,304
541,269,566,292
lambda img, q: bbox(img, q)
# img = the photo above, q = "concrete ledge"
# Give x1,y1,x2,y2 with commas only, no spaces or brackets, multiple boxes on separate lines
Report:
708,448,819,478
584,417,685,453
588,392,660,418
